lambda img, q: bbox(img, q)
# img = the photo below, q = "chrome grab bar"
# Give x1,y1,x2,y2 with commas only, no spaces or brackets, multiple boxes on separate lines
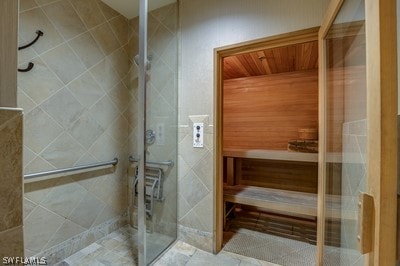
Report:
24,158,118,180
128,156,174,167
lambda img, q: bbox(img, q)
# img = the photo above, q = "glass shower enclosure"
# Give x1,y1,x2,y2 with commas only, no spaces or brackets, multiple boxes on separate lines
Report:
134,0,178,264
18,0,178,264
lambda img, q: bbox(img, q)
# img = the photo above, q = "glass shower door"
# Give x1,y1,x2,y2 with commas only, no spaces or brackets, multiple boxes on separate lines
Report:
137,0,178,264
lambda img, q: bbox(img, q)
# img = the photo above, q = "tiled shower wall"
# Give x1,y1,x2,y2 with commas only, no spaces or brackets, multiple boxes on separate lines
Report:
17,0,135,262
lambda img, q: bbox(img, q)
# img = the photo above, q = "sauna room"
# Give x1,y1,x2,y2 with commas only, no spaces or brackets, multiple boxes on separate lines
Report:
221,37,322,245
219,27,365,261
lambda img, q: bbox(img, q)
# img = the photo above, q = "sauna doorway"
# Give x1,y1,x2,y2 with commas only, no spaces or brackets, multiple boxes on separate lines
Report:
215,0,398,264
214,28,322,264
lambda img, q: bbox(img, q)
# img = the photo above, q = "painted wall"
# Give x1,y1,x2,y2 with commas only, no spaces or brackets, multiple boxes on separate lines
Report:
18,0,132,263
178,0,330,251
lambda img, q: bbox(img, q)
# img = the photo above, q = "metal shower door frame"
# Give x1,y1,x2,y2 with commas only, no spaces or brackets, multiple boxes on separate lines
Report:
137,0,148,265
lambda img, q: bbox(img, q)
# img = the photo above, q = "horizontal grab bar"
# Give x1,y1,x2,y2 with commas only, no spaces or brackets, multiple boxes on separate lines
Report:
24,158,118,180
128,156,174,167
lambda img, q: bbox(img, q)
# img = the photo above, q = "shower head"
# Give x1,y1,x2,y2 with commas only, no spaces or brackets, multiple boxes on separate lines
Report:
133,54,152,70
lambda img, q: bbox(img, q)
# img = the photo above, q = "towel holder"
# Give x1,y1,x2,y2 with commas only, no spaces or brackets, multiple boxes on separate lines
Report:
18,30,44,73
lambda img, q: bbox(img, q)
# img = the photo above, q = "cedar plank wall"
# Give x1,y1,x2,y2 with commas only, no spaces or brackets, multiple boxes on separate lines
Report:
223,69,319,150
223,66,365,152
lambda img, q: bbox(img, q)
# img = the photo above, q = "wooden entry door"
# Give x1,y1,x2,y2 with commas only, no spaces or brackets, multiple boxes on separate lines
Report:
318,0,397,265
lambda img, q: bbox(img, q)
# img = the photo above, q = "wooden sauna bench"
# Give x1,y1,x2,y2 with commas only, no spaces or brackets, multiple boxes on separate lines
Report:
223,149,350,226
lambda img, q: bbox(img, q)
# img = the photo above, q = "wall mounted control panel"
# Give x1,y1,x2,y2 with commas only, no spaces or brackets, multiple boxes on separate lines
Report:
193,122,204,148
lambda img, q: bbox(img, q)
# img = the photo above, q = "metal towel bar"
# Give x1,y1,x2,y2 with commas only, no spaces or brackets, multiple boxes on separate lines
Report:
24,158,118,180
128,155,174,167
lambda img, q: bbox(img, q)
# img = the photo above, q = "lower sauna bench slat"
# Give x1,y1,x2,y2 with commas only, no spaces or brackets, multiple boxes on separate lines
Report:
223,185,356,221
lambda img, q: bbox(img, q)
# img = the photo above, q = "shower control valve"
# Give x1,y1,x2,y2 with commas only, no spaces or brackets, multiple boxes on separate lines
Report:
193,123,204,148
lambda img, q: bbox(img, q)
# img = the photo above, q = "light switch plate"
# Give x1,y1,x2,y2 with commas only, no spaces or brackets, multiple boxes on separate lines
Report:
193,123,204,148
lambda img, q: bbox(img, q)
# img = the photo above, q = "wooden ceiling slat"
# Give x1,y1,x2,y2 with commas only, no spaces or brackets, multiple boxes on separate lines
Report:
223,40,320,80
257,51,272,75
264,49,278,74
243,53,262,76
287,45,296,72
250,52,267,75
236,54,254,76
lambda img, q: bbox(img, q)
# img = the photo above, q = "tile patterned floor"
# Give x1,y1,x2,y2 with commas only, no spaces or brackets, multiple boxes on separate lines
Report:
57,225,362,265
57,226,138,265
153,241,278,266
57,226,277,266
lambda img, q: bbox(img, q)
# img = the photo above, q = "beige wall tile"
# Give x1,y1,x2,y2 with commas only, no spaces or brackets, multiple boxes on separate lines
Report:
179,170,209,209
0,226,24,259
40,88,85,129
88,96,120,131
18,35,38,65
107,116,130,146
19,8,64,54
24,179,62,205
40,179,87,218
178,134,208,167
69,193,105,229
92,205,119,227
18,57,64,104
40,132,85,168
88,133,119,162
40,43,86,85
67,71,105,108
68,32,104,69
24,107,62,153
19,0,38,12
91,23,121,56
24,206,64,253
148,23,175,60
192,151,213,190
35,0,59,6
24,155,56,174
158,4,178,33
23,198,37,219
109,16,128,45
69,112,104,149
96,0,120,20
90,58,120,92
108,48,130,78
127,33,139,61
107,82,131,112
23,146,36,169
42,1,86,41
44,220,86,249
17,90,36,114
69,0,106,29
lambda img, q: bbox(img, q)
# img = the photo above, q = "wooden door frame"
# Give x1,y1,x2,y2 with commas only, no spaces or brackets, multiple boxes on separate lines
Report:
213,27,320,253
317,0,398,265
